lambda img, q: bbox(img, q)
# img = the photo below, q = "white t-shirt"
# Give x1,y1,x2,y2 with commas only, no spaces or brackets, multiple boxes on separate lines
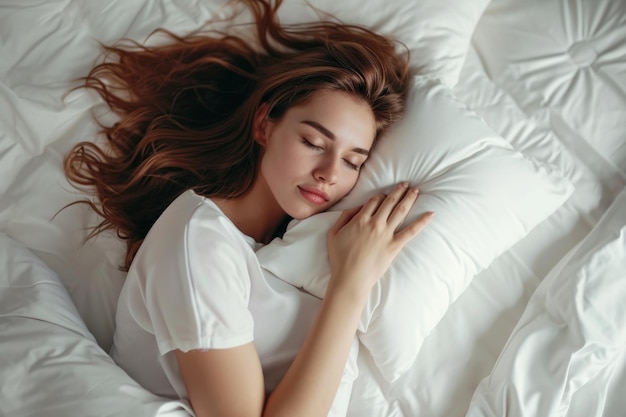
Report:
110,190,322,398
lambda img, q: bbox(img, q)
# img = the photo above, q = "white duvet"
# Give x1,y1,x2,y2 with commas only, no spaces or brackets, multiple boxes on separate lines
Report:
467,188,626,417
1,0,626,416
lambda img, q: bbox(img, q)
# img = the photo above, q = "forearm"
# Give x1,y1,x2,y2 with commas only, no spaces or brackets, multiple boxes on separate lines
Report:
263,277,367,417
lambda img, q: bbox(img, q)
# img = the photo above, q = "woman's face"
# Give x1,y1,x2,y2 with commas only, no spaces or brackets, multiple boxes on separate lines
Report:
257,90,377,219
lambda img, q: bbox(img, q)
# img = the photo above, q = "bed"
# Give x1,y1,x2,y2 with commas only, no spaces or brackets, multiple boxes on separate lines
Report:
1,0,624,416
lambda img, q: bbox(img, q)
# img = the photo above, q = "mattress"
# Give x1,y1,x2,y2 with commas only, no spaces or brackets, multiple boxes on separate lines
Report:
1,0,624,416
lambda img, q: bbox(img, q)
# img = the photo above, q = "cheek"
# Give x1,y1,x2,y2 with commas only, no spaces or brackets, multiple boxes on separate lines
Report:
335,174,360,200
263,140,305,178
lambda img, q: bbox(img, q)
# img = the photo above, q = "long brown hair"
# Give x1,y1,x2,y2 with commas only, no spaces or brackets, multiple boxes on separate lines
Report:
64,0,410,270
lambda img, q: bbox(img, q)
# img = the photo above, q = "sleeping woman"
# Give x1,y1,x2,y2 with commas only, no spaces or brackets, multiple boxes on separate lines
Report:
64,0,433,416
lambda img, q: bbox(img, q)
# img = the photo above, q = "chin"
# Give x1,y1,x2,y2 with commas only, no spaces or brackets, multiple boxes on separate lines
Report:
288,205,326,220
289,210,315,221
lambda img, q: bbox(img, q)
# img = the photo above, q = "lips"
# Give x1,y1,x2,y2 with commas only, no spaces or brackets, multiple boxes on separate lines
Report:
298,186,330,205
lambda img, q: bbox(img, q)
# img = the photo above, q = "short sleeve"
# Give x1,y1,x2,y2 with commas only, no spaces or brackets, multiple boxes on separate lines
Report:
136,201,255,355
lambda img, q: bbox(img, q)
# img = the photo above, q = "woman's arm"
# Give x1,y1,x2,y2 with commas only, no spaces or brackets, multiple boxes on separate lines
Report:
262,273,370,417
176,344,265,417
177,183,431,417
175,280,366,417
265,183,431,417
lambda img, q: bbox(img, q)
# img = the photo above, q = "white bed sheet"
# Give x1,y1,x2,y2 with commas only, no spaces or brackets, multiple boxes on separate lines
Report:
1,0,625,416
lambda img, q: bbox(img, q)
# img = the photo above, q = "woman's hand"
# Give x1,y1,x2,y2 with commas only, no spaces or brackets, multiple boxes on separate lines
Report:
327,182,432,298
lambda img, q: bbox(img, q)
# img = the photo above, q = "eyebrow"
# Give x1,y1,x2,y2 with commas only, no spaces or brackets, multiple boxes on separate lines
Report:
301,120,370,156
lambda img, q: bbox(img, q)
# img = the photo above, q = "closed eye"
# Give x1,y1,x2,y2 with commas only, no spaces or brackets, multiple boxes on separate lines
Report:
343,159,360,171
302,138,362,171
302,138,323,151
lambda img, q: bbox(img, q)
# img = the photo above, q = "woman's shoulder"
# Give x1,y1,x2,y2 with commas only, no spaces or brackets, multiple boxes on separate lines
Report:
143,190,252,259
129,190,256,286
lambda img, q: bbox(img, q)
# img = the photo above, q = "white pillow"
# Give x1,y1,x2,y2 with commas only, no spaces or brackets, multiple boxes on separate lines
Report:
256,75,575,382
213,0,491,87
277,0,492,87
0,232,192,417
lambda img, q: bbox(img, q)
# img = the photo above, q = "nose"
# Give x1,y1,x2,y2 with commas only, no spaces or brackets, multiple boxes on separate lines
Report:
313,157,339,184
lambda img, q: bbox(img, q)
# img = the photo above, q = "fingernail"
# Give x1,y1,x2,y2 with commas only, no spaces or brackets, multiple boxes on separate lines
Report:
411,187,419,194
400,181,409,188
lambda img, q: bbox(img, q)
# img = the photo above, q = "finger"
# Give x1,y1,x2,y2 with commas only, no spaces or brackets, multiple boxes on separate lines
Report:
358,193,386,218
374,182,410,220
393,211,434,248
329,205,362,236
387,187,419,228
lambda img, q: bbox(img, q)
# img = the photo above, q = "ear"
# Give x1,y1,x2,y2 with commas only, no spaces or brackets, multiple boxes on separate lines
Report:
253,102,271,147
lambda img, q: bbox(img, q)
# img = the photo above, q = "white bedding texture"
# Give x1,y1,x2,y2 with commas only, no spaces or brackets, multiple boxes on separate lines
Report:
1,0,625,416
